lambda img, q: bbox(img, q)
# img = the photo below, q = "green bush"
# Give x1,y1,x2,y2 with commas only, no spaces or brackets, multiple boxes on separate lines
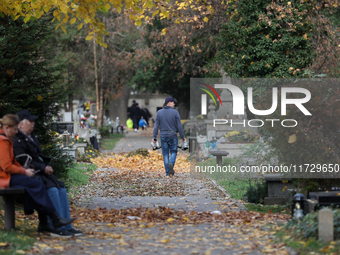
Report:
218,0,314,78
98,126,111,138
245,180,268,204
41,138,74,179
77,145,100,162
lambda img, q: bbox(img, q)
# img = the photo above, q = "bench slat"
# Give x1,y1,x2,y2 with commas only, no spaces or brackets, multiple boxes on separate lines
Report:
0,188,25,195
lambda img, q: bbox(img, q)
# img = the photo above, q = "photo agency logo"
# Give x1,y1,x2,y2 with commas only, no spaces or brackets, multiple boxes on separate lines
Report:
197,82,312,127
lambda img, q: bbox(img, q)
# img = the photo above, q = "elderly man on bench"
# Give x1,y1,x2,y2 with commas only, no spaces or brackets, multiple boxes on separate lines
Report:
13,110,83,237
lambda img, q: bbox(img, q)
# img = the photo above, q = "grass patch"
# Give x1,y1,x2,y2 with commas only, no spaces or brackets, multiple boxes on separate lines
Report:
245,203,290,214
218,178,255,200
0,229,36,254
100,133,124,150
62,163,97,190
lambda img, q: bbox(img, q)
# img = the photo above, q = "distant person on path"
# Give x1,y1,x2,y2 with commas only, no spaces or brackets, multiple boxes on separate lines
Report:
13,110,83,237
139,116,147,130
141,107,152,126
152,96,186,176
133,103,141,132
126,118,133,129
129,100,136,127
0,114,75,236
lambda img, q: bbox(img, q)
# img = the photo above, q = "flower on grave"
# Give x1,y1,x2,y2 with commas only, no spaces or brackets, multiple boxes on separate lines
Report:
225,131,240,138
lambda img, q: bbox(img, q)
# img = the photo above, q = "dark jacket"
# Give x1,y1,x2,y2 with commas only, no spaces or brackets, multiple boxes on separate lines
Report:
13,130,64,189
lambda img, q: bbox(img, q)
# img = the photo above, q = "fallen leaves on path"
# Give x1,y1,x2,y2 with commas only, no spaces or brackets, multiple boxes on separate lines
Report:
81,150,202,197
69,206,290,225
28,221,291,255
91,149,190,174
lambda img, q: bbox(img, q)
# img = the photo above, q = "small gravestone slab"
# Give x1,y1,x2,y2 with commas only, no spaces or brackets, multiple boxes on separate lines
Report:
318,208,333,242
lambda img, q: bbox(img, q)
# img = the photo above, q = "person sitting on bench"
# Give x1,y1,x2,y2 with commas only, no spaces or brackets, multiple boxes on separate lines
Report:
0,114,75,236
13,110,83,237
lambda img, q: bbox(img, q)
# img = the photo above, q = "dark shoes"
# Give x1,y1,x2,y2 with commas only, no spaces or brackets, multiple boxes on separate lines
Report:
68,229,83,236
49,211,76,229
38,225,83,237
50,229,74,238
169,163,174,176
38,224,54,233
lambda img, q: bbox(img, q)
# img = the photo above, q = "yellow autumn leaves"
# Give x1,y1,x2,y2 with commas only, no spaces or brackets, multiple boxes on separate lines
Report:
91,150,190,174
0,0,171,46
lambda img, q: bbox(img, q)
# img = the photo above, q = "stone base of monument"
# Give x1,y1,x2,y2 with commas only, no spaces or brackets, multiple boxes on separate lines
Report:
62,147,77,161
216,142,252,158
264,197,290,205
263,174,294,205
72,143,87,154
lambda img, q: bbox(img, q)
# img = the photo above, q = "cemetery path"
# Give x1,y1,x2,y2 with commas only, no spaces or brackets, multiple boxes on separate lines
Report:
27,130,295,255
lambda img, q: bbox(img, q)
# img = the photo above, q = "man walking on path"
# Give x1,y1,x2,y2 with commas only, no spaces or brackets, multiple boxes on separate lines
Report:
152,96,186,176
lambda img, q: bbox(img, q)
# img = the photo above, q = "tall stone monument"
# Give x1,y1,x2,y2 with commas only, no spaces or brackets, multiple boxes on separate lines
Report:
204,76,257,140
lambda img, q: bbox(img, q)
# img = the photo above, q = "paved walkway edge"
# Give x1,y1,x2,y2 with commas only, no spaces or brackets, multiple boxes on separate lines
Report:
209,178,248,211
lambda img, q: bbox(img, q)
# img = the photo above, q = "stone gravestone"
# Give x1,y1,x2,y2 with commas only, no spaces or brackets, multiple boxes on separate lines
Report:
90,103,97,115
318,208,333,242
51,122,74,135
64,112,72,122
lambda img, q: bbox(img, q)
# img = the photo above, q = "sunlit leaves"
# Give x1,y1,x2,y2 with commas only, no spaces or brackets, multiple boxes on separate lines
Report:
86,35,94,40
70,17,76,25
77,22,83,30
0,0,172,45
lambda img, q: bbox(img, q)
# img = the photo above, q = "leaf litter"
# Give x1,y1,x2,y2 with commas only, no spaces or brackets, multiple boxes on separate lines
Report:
23,149,292,254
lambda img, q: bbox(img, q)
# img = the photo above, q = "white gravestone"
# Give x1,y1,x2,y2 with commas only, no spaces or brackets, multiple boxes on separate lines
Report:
318,208,333,242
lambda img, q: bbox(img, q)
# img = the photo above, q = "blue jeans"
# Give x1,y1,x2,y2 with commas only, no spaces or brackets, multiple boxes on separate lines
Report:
160,136,178,175
47,187,73,230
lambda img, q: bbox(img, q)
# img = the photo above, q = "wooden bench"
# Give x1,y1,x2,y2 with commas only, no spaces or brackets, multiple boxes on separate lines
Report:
209,150,229,166
0,188,25,230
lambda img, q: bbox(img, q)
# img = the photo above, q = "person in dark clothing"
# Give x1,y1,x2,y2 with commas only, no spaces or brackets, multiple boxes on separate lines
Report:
152,97,186,176
0,114,75,236
13,110,83,237
141,107,152,126
133,103,141,132
129,100,136,122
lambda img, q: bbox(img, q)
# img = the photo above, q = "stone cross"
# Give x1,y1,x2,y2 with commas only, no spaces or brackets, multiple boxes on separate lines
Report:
318,208,333,242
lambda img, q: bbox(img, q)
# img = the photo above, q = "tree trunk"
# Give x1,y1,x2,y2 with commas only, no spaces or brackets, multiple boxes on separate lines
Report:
97,37,105,128
93,36,99,114
97,88,104,127
68,93,73,121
